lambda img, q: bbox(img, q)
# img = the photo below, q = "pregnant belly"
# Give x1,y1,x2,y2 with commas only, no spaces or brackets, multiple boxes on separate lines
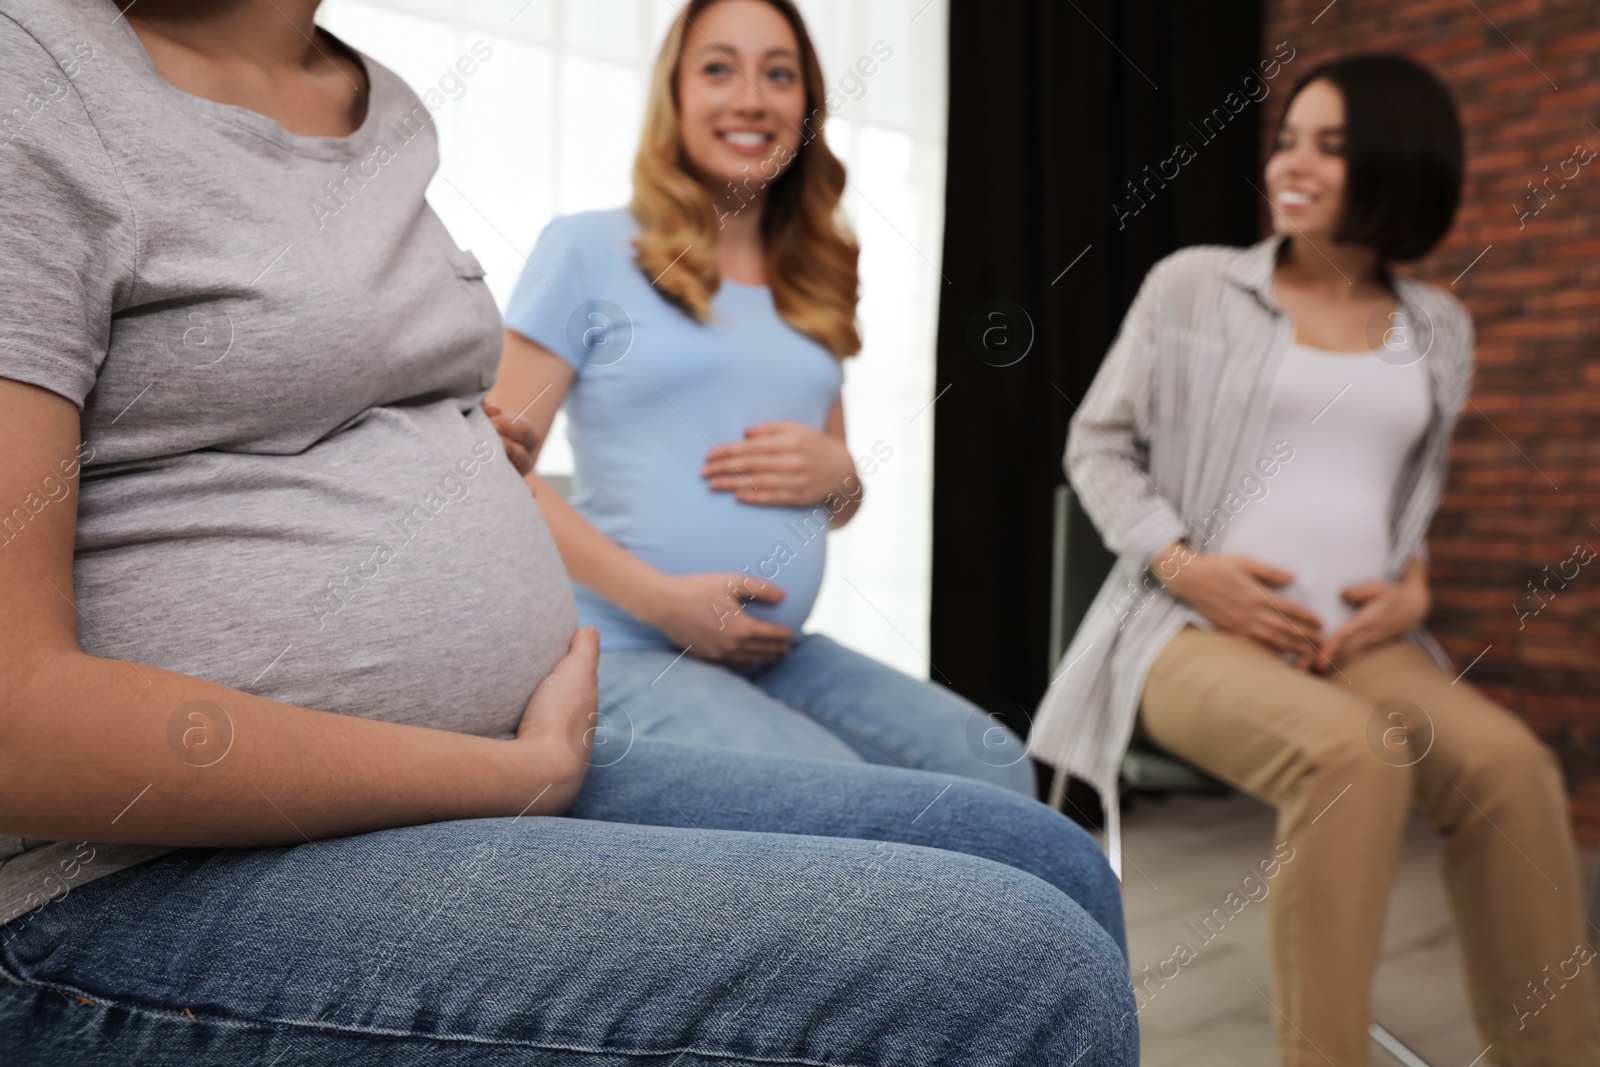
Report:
71,402,577,738
615,483,831,636
1219,509,1391,633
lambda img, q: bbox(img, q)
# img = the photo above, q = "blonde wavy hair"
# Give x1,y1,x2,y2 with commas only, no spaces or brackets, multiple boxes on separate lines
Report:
630,0,861,358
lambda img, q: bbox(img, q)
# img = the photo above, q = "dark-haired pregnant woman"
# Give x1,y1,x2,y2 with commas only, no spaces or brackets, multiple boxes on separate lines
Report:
1032,55,1598,1067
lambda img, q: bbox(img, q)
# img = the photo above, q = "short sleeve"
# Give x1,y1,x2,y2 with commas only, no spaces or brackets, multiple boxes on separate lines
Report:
0,16,135,409
503,215,603,375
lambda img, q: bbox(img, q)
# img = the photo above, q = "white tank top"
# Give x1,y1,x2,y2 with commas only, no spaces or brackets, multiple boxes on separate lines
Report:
1206,342,1433,634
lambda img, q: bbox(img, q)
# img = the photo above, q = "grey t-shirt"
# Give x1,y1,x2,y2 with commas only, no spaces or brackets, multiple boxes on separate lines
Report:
0,0,576,929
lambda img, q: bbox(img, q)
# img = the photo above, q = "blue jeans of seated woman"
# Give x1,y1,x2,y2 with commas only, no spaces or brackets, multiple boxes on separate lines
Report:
597,632,1037,796
0,739,1134,1066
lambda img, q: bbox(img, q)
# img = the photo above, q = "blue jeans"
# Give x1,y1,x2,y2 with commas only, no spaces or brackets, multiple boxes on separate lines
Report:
0,740,1134,1066
598,633,1036,796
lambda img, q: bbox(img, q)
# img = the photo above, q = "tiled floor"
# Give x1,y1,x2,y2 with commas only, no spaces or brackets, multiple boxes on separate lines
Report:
1116,789,1597,1067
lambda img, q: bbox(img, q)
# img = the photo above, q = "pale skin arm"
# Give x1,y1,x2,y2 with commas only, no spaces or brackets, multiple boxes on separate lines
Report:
483,332,691,634
825,402,863,526
488,330,796,667
487,332,861,526
0,378,597,846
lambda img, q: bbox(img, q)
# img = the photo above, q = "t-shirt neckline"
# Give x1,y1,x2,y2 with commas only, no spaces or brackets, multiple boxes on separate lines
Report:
110,11,380,161
1288,341,1378,358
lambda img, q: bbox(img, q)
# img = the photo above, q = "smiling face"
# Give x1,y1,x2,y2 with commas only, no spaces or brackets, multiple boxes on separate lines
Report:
1265,79,1349,242
674,0,809,200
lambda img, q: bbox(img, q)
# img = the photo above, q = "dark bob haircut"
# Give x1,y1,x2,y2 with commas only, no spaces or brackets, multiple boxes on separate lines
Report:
1278,54,1464,263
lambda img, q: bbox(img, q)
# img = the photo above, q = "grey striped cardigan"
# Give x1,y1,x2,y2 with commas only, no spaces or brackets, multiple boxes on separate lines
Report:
1027,232,1476,876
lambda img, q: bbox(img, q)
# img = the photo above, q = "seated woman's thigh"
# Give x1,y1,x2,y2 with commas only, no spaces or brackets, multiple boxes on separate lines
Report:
1139,626,1380,791
573,737,1127,953
1340,638,1563,796
596,647,862,763
750,634,1035,795
0,807,1134,1066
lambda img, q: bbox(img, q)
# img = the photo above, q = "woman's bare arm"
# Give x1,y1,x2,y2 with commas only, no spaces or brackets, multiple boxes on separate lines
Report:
488,330,792,664
485,328,573,471
487,330,672,623
822,399,862,528
0,378,592,847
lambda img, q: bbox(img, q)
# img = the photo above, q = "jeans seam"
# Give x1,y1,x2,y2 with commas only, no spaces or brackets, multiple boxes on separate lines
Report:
0,937,60,998
0,960,875,1067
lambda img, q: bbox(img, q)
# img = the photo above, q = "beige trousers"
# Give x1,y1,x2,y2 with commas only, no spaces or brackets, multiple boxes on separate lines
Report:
1140,626,1600,1067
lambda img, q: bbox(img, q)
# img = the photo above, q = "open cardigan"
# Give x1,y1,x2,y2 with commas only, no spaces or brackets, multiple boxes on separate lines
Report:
1026,233,1477,877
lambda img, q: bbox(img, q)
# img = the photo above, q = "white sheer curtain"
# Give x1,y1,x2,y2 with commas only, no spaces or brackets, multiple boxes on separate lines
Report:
319,0,949,678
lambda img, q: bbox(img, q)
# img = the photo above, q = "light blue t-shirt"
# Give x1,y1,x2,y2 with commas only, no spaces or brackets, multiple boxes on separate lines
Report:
504,208,845,650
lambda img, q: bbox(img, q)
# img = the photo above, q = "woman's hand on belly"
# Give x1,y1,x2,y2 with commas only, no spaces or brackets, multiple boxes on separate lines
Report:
483,400,540,475
511,626,602,810
702,421,856,508
1154,542,1327,667
1311,565,1430,673
638,572,795,667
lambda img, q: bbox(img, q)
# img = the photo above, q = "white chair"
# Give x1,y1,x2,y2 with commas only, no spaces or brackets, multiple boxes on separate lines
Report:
1044,483,1225,812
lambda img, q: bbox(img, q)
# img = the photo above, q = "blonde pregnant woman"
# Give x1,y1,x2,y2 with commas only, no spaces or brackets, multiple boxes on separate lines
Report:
489,0,1032,793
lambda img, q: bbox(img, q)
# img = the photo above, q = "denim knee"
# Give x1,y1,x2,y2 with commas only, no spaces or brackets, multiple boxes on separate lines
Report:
904,775,1128,958
893,853,1138,1066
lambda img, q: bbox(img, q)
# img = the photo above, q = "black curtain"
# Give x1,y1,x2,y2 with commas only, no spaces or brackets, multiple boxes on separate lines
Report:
929,0,1265,795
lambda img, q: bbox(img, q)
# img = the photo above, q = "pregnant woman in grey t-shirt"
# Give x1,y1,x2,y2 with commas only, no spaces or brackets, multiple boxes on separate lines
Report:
0,1,1134,1063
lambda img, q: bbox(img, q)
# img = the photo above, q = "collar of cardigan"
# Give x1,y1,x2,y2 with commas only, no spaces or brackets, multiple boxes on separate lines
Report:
1220,231,1442,367
1219,231,1294,310
1221,232,1424,310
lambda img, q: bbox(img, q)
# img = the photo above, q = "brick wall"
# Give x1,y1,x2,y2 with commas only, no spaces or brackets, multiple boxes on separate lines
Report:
1261,0,1600,839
